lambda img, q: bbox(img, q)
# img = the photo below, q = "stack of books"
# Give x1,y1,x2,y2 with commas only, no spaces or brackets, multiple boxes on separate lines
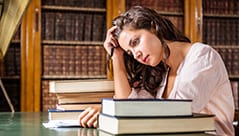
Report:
98,98,216,135
49,79,114,110
46,79,114,124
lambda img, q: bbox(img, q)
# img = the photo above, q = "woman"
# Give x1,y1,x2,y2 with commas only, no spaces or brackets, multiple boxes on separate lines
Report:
78,6,235,135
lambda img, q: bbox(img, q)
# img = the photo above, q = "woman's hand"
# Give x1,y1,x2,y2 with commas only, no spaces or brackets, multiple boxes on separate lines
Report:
78,105,101,128
104,26,124,59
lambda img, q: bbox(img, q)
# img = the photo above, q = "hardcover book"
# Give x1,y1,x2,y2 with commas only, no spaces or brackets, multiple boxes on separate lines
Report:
98,130,214,136
57,92,114,104
57,103,101,110
48,109,83,121
43,109,84,128
98,113,215,135
49,79,114,93
101,98,192,117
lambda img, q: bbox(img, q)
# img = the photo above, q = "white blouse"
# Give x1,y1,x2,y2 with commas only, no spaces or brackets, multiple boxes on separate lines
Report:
128,42,235,136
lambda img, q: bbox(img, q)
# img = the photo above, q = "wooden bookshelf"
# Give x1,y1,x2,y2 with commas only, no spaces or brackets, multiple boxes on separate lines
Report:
126,0,185,33
201,0,239,134
0,30,21,112
202,0,239,78
39,0,108,111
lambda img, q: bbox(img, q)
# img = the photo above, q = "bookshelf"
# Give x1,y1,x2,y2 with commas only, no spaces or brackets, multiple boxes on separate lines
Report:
0,0,124,112
0,0,30,112
201,0,239,134
202,0,239,78
126,0,185,33
40,0,108,111
0,27,21,112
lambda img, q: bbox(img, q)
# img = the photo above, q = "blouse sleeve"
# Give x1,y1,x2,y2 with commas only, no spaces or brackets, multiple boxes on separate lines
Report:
172,45,230,112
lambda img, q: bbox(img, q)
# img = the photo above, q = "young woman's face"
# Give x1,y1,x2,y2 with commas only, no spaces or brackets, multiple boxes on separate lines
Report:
118,28,163,66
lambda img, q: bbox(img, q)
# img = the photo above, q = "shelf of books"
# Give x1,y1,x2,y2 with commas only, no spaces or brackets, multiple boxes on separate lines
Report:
202,0,239,78
126,0,185,33
202,0,239,102
41,0,108,111
0,28,21,111
202,0,239,134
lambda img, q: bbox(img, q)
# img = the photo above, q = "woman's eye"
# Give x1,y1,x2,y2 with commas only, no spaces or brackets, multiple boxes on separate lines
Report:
131,39,139,46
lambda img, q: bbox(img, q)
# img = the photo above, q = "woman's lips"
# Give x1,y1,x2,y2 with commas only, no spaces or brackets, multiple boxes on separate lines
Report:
143,55,149,63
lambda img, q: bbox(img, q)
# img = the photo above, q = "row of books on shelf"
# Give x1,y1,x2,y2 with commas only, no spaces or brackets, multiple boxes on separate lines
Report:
166,16,184,33
42,0,105,8
231,81,239,110
1,44,21,77
42,11,106,41
202,0,239,15
42,45,107,77
44,79,215,135
214,47,239,76
203,18,239,46
127,0,184,13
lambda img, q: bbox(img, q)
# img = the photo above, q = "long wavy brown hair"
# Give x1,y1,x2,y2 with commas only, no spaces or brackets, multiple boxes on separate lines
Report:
112,6,190,97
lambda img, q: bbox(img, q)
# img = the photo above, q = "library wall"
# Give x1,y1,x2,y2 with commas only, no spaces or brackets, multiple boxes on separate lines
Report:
126,0,184,33
201,0,239,112
0,28,21,111
41,0,107,111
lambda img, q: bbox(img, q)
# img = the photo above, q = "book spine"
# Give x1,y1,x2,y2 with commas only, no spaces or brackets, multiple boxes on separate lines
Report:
44,12,55,40
231,81,239,110
55,12,65,40
48,109,84,112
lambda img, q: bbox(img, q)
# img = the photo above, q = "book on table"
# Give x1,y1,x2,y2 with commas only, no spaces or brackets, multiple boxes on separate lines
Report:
49,79,114,93
56,103,101,110
48,109,83,121
97,113,215,135
98,130,215,136
101,98,193,117
49,79,114,116
43,109,83,128
56,92,114,104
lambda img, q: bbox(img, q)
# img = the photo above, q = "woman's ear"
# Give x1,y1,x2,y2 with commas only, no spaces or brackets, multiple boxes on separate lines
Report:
150,21,157,34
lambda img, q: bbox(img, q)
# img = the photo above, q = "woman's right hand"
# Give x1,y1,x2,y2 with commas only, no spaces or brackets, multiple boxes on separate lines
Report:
103,26,124,59
78,105,101,128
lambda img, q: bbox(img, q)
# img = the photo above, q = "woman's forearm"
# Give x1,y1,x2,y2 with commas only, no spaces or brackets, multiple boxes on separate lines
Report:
112,56,131,98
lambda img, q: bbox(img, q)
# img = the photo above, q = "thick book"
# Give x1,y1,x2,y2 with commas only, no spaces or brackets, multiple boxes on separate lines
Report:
57,103,101,110
101,98,192,117
43,109,84,128
98,113,215,135
48,109,83,121
98,130,214,136
49,79,114,93
57,92,114,104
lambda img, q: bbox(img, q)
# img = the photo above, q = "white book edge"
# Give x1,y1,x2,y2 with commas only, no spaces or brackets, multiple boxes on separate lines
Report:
49,79,114,93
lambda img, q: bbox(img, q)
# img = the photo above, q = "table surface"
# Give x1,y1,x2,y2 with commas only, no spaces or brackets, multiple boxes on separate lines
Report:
0,112,213,136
